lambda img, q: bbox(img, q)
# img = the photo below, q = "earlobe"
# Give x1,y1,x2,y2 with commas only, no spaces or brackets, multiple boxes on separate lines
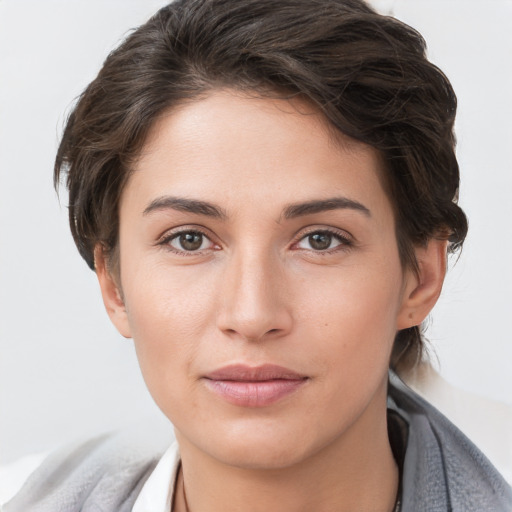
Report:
396,238,448,330
94,245,132,339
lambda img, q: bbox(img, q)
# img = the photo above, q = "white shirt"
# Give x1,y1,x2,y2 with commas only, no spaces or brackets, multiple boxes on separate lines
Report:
132,440,181,512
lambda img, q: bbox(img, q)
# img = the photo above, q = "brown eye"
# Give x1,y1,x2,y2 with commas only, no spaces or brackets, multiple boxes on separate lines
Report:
169,231,209,252
308,232,332,251
295,230,351,252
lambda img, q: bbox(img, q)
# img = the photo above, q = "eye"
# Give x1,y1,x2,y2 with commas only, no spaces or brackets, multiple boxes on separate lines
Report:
295,230,351,252
167,230,214,253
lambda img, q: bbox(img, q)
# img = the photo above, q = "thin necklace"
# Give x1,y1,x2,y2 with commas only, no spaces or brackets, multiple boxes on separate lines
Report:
182,478,190,512
176,466,190,512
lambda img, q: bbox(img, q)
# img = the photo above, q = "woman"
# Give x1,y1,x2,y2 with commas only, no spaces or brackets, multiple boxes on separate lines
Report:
5,0,512,510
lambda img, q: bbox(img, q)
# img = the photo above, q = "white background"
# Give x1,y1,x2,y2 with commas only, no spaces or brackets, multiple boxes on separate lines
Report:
1,0,511,464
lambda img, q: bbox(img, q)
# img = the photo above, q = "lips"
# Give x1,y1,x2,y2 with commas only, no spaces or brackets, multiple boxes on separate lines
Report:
203,364,308,407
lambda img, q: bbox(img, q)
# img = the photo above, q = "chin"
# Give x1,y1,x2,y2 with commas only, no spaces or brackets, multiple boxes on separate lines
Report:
185,416,330,471
214,438,313,471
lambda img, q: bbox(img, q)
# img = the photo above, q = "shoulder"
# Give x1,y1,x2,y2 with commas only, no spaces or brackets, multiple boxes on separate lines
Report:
2,432,168,512
405,361,512,483
389,376,512,512
0,452,48,506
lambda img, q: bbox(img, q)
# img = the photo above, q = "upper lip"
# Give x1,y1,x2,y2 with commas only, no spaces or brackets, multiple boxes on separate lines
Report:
204,364,307,381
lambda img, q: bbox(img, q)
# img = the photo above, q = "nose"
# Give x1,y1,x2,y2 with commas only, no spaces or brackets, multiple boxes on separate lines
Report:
216,249,293,342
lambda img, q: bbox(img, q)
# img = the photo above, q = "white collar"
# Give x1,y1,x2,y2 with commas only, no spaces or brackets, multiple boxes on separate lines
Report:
132,440,181,512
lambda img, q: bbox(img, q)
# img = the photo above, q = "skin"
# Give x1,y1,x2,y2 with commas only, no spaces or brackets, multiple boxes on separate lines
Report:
96,90,446,512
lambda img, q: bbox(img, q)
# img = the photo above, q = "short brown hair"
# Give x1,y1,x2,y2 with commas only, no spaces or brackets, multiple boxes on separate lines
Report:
54,0,468,374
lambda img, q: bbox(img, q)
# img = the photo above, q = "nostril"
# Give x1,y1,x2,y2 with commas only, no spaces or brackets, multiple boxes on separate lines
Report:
216,290,293,341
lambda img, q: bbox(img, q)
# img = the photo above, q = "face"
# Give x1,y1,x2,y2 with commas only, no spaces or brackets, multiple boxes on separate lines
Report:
104,90,422,470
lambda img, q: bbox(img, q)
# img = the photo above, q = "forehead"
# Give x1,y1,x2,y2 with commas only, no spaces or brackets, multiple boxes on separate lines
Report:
125,89,390,219
139,88,377,162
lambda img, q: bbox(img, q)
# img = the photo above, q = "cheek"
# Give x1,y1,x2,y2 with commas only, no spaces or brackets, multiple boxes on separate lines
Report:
296,262,403,378
283,267,402,445
123,257,217,336
120,262,218,410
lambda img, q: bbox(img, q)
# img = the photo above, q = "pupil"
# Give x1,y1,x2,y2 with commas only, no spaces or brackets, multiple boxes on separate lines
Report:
180,232,203,251
309,233,331,250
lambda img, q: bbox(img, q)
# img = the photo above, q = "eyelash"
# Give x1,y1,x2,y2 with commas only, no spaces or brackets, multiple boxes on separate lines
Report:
157,227,354,256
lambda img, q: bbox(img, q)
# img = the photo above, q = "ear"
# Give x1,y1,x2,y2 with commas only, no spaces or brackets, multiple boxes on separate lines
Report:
396,238,448,330
94,245,132,339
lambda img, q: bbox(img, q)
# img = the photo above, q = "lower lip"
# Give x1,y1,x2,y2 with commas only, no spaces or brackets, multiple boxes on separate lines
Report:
203,378,307,407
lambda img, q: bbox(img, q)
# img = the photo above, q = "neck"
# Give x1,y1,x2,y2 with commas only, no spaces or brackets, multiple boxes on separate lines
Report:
174,386,398,512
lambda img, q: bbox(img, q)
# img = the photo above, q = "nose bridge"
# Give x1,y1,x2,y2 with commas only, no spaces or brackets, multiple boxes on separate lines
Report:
217,244,292,341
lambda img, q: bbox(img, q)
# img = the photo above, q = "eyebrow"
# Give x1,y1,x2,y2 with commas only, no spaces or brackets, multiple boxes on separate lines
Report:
142,195,370,220
143,196,227,219
282,197,371,219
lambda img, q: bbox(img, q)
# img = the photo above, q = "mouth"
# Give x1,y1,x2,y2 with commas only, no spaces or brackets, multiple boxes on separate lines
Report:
202,364,309,407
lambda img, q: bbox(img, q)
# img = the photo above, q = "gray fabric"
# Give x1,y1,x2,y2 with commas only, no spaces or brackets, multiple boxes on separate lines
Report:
389,376,512,511
3,433,163,512
5,381,512,511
